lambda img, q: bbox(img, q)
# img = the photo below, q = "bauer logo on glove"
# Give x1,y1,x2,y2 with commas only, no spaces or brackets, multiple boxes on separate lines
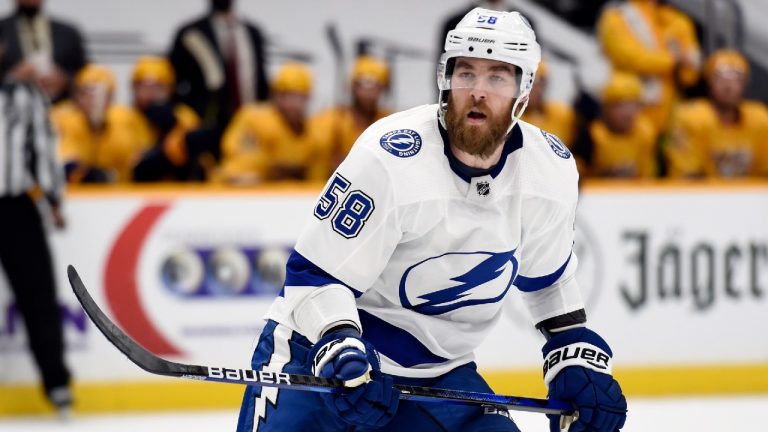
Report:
543,342,612,380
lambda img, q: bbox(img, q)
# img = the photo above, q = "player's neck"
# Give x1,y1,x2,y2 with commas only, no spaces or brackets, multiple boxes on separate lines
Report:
712,101,741,125
449,140,504,170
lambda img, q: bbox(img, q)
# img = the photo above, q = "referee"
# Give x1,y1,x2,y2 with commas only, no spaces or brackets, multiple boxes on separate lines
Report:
0,56,72,411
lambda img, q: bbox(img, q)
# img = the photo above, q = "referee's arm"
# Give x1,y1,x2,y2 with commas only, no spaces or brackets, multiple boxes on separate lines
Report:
29,85,65,207
23,84,66,228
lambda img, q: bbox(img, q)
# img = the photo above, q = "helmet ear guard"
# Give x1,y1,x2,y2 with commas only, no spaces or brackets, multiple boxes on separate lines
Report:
436,55,454,126
437,7,541,133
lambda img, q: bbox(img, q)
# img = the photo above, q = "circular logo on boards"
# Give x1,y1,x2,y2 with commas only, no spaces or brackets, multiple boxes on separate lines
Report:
380,129,423,158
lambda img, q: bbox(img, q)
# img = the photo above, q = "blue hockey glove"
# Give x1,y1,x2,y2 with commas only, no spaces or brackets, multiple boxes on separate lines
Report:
308,328,399,428
542,328,627,432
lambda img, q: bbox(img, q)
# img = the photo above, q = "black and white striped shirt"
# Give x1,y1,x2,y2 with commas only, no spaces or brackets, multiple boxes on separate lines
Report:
0,81,63,205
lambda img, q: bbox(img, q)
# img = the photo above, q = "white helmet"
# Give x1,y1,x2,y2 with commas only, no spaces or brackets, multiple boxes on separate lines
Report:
437,8,541,132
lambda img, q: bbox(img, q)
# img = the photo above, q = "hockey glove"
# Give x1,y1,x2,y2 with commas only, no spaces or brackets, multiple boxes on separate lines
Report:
542,328,627,432
308,328,399,428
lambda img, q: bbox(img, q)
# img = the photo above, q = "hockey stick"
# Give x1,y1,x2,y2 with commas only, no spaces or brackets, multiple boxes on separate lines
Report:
67,265,574,418
325,23,346,107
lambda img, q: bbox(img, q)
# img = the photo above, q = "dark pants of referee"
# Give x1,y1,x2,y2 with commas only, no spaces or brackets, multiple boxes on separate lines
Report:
0,195,70,397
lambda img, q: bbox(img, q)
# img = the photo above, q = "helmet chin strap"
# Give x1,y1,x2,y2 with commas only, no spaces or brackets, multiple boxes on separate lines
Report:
506,95,529,135
438,91,449,130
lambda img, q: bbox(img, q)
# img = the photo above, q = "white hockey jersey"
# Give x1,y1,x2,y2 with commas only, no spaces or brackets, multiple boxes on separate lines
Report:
266,104,585,378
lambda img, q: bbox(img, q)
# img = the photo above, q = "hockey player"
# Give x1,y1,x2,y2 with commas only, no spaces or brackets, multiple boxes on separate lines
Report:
575,72,658,178
237,8,626,432
665,50,768,178
52,65,139,183
520,61,576,147
218,62,328,183
313,55,393,174
129,56,203,181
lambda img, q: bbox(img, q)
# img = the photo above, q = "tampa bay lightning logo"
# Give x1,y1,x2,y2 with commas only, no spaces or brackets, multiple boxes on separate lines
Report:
541,130,571,159
380,129,422,158
399,250,518,315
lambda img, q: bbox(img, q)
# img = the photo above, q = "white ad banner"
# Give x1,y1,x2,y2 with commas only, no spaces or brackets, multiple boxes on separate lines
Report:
1,187,766,386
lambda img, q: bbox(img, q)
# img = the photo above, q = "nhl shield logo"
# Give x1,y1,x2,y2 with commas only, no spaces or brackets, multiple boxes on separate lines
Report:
476,181,490,197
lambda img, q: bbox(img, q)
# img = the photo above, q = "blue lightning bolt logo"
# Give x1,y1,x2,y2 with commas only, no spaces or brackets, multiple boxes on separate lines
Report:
399,250,518,315
388,136,415,146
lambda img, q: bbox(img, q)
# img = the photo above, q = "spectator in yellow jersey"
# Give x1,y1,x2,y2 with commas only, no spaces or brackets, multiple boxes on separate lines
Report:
520,61,576,147
129,56,203,181
666,50,768,178
51,65,141,183
597,0,701,132
574,72,658,178
219,62,327,184
313,56,393,173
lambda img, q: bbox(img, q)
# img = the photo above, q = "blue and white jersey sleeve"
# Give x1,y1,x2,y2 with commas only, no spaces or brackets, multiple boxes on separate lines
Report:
516,195,583,324
297,142,401,290
265,137,401,341
514,124,585,325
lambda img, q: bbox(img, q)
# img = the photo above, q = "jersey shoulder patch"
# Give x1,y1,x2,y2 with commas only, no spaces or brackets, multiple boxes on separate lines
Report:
379,129,423,158
540,129,571,159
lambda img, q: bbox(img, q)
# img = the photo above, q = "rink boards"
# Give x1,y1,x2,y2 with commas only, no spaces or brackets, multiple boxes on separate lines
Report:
1,181,767,414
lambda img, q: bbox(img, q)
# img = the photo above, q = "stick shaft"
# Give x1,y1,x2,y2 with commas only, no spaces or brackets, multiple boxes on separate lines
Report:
67,265,571,416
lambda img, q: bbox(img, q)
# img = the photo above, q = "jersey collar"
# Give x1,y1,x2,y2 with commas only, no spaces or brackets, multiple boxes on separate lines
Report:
438,119,523,183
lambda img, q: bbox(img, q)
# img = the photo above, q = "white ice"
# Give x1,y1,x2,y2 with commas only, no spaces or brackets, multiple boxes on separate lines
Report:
1,395,766,431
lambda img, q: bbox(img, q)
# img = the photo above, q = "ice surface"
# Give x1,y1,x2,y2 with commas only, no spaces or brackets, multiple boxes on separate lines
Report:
1,395,766,431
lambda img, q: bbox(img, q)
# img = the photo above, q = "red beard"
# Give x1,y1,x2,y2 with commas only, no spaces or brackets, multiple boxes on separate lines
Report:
445,96,513,159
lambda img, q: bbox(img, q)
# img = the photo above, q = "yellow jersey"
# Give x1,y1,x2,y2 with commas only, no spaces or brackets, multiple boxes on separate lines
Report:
51,101,143,182
580,114,658,178
312,106,392,173
219,103,329,183
521,102,576,147
53,100,202,182
666,99,768,178
598,0,700,132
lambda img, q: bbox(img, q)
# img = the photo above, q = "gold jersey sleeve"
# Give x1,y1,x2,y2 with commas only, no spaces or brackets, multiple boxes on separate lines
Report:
587,114,658,178
51,101,92,163
521,102,576,147
219,104,329,183
667,99,768,178
174,104,201,130
659,5,701,88
755,106,768,176
312,106,393,173
597,3,701,132
163,103,202,166
598,6,675,76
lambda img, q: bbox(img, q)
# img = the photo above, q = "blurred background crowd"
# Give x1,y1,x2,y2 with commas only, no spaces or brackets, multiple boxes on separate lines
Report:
3,0,766,186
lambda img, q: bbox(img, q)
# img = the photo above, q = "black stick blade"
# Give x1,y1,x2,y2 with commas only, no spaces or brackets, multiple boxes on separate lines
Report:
66,265,203,377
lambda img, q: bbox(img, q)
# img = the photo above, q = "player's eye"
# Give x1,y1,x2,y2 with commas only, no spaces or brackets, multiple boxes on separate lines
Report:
489,72,516,86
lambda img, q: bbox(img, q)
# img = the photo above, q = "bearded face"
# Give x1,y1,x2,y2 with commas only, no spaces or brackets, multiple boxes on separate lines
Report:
445,90,514,159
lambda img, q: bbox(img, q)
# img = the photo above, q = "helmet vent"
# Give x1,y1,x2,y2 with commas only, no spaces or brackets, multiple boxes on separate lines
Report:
503,42,529,52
